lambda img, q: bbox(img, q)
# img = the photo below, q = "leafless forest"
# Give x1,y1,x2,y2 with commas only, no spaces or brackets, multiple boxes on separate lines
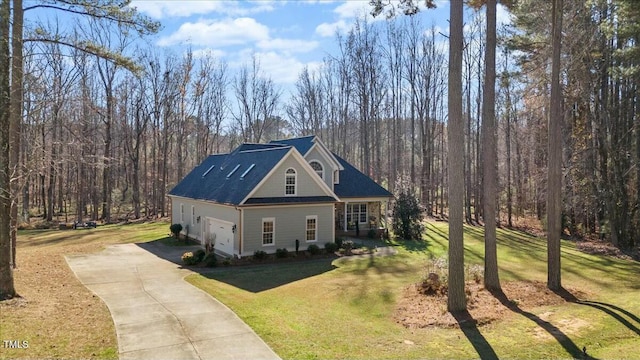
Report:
6,0,640,253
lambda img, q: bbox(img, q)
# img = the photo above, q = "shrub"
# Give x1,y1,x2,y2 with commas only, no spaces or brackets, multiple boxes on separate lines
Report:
275,248,289,258
253,250,268,261
170,223,183,238
222,257,232,266
181,251,199,266
391,185,424,240
335,237,344,249
343,240,354,255
307,244,320,255
203,253,217,267
367,229,377,239
194,249,206,263
465,264,484,284
420,257,448,295
324,242,338,253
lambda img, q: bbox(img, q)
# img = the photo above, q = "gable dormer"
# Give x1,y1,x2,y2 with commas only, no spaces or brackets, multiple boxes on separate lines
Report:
270,136,343,191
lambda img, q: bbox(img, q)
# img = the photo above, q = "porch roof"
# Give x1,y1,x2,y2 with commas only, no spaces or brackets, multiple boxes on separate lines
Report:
332,154,393,199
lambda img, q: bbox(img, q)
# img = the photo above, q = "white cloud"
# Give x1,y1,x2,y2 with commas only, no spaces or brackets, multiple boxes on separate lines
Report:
496,4,514,27
257,39,320,53
315,0,392,37
234,50,322,85
192,48,227,60
157,17,270,47
333,1,372,19
258,52,312,84
130,0,276,19
315,19,350,37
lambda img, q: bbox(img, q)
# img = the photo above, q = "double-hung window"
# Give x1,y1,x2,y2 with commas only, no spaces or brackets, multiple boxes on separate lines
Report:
346,203,367,225
306,215,317,242
285,168,297,195
262,218,275,246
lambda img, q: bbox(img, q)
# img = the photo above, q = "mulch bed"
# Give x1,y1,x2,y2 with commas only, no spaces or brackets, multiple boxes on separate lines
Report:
395,280,587,329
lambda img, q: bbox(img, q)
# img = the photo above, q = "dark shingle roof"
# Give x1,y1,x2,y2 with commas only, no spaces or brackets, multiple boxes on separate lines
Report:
269,135,316,156
333,153,393,199
169,146,291,205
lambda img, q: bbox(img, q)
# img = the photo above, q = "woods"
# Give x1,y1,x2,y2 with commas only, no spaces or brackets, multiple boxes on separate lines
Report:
1,0,639,299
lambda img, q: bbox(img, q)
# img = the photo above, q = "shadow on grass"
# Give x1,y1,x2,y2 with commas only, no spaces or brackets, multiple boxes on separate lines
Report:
451,311,499,360
491,288,595,360
555,289,640,337
199,259,337,292
137,241,338,292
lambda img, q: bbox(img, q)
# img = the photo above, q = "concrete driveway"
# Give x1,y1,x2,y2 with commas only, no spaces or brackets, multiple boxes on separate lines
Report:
66,243,280,360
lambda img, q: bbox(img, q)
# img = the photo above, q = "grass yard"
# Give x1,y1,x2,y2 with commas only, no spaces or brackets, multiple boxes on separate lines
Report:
187,221,640,359
0,221,170,360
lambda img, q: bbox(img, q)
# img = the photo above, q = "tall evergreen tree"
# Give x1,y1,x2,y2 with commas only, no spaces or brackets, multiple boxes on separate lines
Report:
547,0,563,291
447,0,467,312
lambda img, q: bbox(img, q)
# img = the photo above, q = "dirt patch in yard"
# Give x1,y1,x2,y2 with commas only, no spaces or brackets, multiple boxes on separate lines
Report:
395,280,587,329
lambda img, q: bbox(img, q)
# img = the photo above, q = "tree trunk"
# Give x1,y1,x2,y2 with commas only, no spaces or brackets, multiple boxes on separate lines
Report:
483,0,500,292
547,0,563,291
0,0,16,299
447,0,466,313
9,0,22,268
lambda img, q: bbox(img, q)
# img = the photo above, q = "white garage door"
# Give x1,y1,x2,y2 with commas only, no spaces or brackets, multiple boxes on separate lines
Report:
206,218,234,256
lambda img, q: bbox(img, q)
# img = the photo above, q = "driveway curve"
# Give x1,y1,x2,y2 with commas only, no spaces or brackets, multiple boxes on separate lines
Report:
66,243,280,360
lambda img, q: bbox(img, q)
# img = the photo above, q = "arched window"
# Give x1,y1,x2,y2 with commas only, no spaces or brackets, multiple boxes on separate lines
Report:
285,168,297,195
309,161,324,180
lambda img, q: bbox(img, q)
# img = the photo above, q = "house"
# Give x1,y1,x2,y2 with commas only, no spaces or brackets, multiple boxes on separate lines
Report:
168,135,392,257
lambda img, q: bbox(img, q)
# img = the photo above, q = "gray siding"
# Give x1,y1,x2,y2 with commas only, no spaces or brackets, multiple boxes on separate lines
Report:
251,155,328,198
170,196,240,250
305,146,335,190
241,204,334,256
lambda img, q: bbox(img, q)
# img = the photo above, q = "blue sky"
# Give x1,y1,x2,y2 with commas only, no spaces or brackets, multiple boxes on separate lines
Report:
130,0,513,86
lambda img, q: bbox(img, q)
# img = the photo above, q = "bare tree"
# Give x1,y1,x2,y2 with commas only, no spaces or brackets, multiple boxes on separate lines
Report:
232,55,281,143
0,0,15,299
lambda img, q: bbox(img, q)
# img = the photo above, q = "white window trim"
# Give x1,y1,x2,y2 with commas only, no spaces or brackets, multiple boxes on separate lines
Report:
309,160,324,180
305,215,318,242
191,205,196,226
262,217,275,247
180,203,184,223
285,168,297,196
347,203,368,224
333,170,339,184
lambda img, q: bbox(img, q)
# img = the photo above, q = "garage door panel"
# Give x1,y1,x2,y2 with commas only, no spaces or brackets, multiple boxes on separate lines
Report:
207,218,234,256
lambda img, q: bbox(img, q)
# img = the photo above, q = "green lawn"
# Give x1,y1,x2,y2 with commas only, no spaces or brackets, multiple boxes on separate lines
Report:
187,221,640,359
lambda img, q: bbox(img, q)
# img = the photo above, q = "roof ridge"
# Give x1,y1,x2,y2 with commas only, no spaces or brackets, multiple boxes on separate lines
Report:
239,145,290,154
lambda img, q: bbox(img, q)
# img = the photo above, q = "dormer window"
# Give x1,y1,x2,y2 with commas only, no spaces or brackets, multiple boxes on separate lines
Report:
309,161,324,180
285,168,297,195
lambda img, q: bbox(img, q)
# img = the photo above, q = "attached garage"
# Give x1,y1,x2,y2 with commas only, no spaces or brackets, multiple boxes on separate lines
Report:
206,218,234,256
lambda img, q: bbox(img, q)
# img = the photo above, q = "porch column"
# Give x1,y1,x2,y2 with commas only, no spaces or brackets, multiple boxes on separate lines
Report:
384,200,389,229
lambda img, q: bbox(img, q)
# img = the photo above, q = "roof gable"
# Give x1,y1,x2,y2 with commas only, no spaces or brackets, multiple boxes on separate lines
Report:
270,135,343,170
241,147,338,204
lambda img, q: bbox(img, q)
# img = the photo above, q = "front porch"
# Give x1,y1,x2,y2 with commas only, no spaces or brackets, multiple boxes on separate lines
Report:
335,199,390,238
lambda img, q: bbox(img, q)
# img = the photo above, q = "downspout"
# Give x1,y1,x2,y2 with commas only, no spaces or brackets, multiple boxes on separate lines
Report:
237,207,243,258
